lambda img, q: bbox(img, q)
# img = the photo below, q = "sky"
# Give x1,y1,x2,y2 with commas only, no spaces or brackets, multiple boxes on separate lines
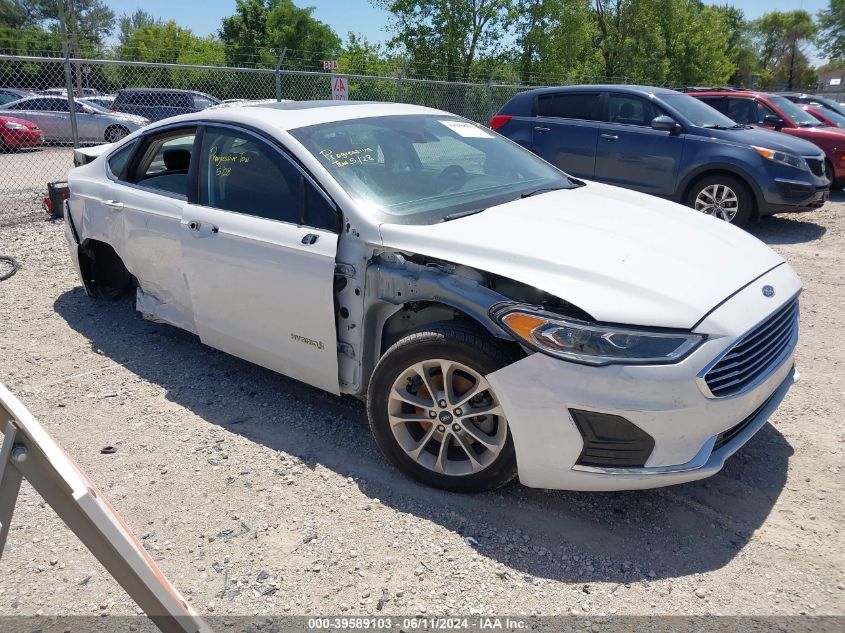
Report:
106,0,829,59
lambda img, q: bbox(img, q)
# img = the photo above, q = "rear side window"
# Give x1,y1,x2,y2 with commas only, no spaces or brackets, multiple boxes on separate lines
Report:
107,141,138,180
537,93,600,121
131,129,197,197
696,96,727,114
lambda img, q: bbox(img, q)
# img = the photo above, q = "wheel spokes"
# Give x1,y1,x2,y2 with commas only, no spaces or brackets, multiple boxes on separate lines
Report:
388,357,508,477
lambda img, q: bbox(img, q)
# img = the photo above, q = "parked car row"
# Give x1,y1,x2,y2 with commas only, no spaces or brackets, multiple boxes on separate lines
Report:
492,85,837,227
0,88,221,148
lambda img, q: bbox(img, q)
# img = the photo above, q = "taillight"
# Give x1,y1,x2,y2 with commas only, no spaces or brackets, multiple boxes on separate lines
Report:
490,114,512,131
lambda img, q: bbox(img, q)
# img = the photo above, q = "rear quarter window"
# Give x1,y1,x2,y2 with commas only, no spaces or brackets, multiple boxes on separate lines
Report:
537,93,601,121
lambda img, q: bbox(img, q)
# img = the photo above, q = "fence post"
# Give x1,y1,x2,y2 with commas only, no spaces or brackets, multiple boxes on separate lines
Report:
275,47,287,102
61,58,80,148
396,72,403,102
57,0,80,150
485,79,494,123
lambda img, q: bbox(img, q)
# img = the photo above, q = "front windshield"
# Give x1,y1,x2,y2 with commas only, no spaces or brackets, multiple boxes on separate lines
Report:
81,100,109,113
660,93,739,128
770,95,821,127
290,114,577,224
810,106,845,127
808,95,845,116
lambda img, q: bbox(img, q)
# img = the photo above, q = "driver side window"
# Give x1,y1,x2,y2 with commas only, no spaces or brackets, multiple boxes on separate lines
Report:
199,127,339,232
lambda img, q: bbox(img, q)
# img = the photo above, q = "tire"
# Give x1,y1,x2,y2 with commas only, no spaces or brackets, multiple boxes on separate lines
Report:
367,322,518,493
685,174,754,227
104,125,129,143
824,160,843,190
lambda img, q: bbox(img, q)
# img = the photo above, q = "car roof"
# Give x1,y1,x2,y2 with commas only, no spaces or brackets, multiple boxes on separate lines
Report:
145,100,455,133
516,84,682,97
116,88,214,97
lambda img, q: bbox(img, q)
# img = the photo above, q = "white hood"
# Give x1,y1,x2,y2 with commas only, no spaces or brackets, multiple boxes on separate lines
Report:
378,182,784,329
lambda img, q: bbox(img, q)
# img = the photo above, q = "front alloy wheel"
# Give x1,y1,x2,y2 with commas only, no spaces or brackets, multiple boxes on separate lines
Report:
686,174,753,227
694,184,739,222
367,323,517,492
388,358,507,476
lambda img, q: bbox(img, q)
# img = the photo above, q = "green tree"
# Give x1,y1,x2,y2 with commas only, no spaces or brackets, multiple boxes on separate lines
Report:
117,8,160,47
711,4,757,86
657,0,733,86
513,0,602,84
376,0,514,81
220,0,341,68
590,0,667,82
753,10,817,90
819,0,845,61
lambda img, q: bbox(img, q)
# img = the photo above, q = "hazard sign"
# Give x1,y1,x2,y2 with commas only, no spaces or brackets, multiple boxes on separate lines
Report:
331,75,349,100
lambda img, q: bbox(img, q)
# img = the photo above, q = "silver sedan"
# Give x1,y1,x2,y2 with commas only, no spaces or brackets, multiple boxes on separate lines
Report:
0,96,149,143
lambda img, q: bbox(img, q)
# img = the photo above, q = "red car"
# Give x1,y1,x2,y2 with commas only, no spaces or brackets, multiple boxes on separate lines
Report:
687,89,845,185
0,114,42,150
802,104,845,129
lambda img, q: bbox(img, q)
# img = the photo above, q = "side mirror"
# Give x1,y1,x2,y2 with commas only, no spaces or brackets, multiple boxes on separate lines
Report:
651,115,681,133
762,114,785,130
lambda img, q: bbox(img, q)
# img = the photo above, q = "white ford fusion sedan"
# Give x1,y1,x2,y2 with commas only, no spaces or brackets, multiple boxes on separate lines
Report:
63,101,801,493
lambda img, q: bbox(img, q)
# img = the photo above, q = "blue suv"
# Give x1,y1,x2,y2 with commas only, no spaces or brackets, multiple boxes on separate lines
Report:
492,85,829,226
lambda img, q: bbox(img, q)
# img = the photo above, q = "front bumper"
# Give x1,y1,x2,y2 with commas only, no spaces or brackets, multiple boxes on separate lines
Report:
486,263,802,491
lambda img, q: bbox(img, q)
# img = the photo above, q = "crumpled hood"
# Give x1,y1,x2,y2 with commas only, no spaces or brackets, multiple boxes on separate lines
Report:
378,182,784,329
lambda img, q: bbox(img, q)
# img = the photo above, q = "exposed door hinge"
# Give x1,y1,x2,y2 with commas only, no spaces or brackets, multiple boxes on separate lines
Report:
334,263,356,277
337,342,355,358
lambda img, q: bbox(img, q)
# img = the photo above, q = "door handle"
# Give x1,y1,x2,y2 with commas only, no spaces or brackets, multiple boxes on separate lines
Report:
534,126,551,133
104,199,123,209
185,221,218,235
601,134,619,141
301,233,319,245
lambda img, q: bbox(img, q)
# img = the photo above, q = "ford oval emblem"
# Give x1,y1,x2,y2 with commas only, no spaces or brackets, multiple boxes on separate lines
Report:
762,285,775,298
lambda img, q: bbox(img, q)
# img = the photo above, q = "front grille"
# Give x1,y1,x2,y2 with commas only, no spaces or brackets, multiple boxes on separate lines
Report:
704,298,799,398
805,157,825,178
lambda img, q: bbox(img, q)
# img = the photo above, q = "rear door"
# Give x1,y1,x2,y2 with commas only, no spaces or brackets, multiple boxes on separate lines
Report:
531,91,601,178
594,92,684,196
74,104,101,142
180,124,341,393
101,126,199,331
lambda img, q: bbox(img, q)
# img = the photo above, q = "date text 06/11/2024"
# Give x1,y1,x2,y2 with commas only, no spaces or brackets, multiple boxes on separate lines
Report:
306,618,528,630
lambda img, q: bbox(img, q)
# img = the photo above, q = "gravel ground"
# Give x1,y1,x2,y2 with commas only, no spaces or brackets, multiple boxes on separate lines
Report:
0,196,843,619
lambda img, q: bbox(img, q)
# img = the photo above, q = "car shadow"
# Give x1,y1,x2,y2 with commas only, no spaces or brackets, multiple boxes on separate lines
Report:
748,215,826,245
54,289,792,583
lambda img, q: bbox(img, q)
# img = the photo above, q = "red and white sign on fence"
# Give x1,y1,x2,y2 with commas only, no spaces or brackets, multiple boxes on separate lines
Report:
332,75,349,100
322,59,338,70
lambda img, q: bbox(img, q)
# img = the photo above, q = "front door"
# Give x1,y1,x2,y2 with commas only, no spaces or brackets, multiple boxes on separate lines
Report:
594,93,684,196
181,125,342,394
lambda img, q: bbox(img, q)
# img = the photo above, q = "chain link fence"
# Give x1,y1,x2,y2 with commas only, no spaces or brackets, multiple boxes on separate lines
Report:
0,54,553,214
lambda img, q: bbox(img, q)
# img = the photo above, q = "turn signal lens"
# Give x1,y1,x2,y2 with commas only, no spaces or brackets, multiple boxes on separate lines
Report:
500,312,546,340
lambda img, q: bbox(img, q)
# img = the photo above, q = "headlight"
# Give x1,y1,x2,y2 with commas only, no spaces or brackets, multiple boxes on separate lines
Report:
3,121,28,130
752,145,809,171
492,305,705,366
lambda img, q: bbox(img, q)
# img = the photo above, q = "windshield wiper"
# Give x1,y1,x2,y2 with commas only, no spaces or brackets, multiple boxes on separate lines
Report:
520,186,567,199
441,208,485,222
